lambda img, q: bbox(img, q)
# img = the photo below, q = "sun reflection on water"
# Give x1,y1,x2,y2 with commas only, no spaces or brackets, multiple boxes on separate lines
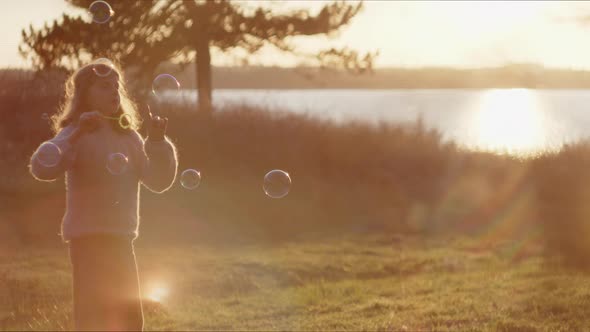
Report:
468,89,548,155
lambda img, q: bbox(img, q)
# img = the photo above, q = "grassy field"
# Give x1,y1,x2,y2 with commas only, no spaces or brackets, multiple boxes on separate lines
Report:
1,233,588,331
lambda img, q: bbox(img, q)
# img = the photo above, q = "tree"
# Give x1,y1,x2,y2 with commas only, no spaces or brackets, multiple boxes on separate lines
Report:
20,0,377,115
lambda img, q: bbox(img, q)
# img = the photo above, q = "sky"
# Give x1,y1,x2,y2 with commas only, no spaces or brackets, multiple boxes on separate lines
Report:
4,0,590,69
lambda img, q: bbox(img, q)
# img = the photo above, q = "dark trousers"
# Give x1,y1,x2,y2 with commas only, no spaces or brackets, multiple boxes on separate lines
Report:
69,234,144,331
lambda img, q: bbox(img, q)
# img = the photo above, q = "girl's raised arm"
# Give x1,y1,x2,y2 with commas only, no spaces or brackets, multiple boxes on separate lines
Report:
136,133,178,193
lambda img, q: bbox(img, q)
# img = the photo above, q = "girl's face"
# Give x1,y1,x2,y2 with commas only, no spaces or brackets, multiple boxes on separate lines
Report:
86,74,121,116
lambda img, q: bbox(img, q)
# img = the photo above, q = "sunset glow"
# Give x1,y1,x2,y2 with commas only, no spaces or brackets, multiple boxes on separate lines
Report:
146,283,169,303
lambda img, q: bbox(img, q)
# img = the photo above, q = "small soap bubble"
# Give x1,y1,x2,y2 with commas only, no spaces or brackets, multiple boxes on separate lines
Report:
263,169,291,199
152,74,180,100
89,1,114,24
180,169,201,190
106,152,128,175
92,58,115,77
36,142,62,168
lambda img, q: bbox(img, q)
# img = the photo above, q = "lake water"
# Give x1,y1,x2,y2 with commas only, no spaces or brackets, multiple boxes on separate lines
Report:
171,89,590,155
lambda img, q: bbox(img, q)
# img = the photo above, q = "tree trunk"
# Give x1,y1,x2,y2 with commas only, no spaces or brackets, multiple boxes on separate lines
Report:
195,32,212,116
186,0,213,116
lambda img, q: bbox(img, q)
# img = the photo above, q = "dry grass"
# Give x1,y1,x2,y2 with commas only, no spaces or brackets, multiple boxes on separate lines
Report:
0,234,587,331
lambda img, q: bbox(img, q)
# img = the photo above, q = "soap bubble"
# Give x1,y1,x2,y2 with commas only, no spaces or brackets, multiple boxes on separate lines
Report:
92,58,115,77
263,170,291,199
180,169,201,190
89,1,114,24
36,142,62,168
41,113,49,121
152,74,180,99
106,152,128,175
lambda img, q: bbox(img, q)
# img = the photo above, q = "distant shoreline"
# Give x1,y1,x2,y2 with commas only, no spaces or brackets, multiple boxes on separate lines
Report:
5,63,590,89
177,64,590,90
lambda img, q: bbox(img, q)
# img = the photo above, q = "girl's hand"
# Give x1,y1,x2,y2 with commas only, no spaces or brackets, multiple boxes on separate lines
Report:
69,111,101,143
78,111,102,133
147,111,168,141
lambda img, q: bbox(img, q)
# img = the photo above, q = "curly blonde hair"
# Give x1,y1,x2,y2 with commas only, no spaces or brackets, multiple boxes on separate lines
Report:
51,60,142,134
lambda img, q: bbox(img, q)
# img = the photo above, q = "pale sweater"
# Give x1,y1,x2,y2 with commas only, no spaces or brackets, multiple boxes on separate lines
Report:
29,118,178,241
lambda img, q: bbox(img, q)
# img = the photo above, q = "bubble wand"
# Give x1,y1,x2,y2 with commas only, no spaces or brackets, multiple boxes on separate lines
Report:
99,113,132,129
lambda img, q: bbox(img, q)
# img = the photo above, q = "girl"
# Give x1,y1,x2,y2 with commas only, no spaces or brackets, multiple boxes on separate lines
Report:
29,61,178,331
